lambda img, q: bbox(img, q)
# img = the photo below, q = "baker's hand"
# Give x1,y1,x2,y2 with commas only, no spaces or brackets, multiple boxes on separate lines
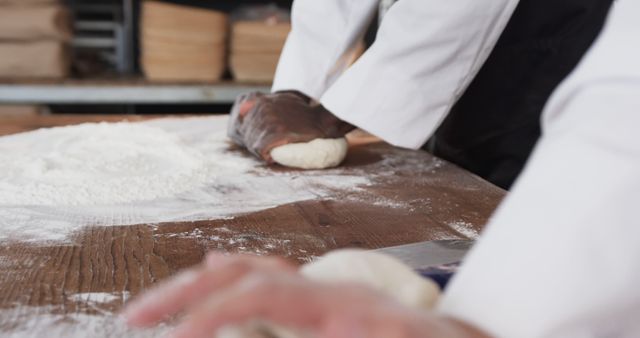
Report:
124,253,490,338
227,91,354,162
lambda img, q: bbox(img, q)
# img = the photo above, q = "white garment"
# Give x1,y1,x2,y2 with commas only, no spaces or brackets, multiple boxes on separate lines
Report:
273,0,640,336
439,1,640,337
272,0,519,149
274,0,640,337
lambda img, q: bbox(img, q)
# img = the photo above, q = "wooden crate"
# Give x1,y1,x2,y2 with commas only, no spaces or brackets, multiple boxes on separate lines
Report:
141,0,228,82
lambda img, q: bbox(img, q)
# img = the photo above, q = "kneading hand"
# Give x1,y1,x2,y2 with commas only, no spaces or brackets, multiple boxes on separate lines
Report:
123,253,490,338
227,91,354,162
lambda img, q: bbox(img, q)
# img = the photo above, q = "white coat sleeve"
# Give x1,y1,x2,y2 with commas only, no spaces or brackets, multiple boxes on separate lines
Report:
320,0,519,149
271,0,379,100
438,2,640,337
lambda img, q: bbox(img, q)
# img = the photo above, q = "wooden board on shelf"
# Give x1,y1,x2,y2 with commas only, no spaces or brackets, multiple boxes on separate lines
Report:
229,21,290,82
141,58,226,83
0,0,59,4
230,52,280,83
0,41,70,79
142,0,227,34
231,21,290,54
141,25,226,45
0,5,71,41
0,105,41,116
141,0,228,82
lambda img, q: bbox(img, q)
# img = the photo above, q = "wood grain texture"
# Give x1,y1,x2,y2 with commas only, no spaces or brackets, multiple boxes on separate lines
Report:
0,114,505,337
0,41,70,79
0,6,72,41
141,1,228,82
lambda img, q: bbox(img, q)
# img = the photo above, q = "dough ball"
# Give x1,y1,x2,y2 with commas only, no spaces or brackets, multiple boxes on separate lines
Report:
217,250,440,338
301,249,441,310
270,138,348,170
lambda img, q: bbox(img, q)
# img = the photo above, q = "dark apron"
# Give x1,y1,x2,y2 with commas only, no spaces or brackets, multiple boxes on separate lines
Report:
428,0,614,189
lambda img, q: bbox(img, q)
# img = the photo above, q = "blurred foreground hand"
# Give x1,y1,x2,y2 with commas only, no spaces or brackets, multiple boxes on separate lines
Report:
124,253,489,338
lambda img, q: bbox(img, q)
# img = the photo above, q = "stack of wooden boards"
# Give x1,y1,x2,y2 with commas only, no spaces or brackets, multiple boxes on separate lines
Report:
140,0,291,83
141,0,228,82
230,20,290,83
0,0,72,79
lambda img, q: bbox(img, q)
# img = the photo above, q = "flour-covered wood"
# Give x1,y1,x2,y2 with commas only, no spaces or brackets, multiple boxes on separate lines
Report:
0,115,504,338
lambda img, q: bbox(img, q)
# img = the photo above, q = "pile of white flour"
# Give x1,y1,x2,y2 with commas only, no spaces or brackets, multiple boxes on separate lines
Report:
0,116,370,242
0,123,211,206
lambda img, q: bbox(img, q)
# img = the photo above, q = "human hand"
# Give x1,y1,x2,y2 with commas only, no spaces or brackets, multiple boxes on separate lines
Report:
124,253,489,338
227,91,354,162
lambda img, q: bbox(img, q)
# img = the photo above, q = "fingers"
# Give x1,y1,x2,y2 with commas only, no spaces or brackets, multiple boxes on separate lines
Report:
165,275,413,338
227,90,349,165
238,92,264,119
123,264,231,327
228,92,264,145
237,99,257,118
125,253,470,338
204,252,297,273
126,254,435,338
230,94,258,122
123,254,296,327
168,274,332,338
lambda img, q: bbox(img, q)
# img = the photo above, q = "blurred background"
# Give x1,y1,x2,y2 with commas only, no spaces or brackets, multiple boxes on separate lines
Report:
0,0,390,117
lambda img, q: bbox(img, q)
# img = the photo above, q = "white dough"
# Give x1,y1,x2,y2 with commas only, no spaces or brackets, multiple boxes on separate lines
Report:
301,249,441,309
270,138,348,170
219,250,440,338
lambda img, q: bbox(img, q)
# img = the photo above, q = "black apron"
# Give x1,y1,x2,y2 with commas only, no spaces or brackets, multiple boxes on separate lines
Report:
428,0,614,189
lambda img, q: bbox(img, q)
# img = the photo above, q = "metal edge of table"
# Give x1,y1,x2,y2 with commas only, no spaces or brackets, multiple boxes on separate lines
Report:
0,82,271,104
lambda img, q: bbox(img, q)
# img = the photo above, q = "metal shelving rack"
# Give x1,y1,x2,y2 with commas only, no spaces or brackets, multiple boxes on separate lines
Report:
0,81,269,105
71,0,135,74
0,0,273,106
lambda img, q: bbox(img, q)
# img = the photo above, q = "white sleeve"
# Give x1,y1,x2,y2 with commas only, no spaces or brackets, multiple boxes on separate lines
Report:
439,2,640,337
271,0,379,100
320,0,519,149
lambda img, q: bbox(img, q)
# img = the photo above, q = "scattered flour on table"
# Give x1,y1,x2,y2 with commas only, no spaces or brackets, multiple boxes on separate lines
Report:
448,221,480,239
0,123,211,206
68,292,127,304
0,306,170,338
0,116,371,242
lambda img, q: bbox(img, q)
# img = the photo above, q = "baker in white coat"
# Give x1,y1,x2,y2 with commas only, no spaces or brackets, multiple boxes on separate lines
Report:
124,1,640,337
228,0,612,189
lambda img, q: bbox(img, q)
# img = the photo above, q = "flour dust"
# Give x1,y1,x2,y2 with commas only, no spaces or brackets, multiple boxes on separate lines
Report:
0,116,371,242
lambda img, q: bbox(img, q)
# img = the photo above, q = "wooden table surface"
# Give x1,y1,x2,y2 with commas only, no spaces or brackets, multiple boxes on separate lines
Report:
0,114,505,338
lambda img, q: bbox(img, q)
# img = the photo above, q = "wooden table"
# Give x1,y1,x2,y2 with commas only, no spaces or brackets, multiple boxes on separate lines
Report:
0,114,505,337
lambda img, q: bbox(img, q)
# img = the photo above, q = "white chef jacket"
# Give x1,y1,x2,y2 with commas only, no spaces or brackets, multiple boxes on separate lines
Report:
438,1,640,337
274,0,640,337
272,0,519,149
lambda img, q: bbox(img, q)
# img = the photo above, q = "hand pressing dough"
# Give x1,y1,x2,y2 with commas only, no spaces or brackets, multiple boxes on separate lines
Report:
270,138,348,170
218,249,441,338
